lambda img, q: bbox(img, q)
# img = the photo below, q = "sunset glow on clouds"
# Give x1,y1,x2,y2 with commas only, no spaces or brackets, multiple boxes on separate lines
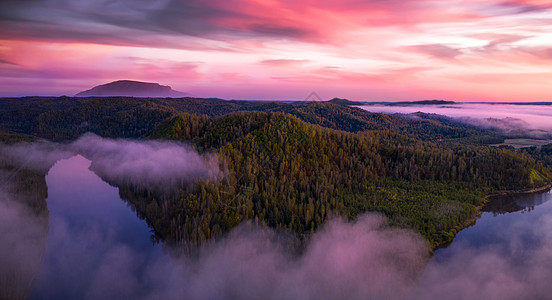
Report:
1,0,551,100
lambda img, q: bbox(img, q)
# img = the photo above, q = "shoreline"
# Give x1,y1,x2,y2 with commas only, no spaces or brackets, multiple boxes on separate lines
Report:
431,208,482,253
485,183,552,199
432,181,552,252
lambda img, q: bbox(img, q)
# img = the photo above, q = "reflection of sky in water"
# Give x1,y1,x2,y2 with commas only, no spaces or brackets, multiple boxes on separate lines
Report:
26,154,552,298
30,155,163,299
431,190,552,264
358,104,552,131
515,192,551,208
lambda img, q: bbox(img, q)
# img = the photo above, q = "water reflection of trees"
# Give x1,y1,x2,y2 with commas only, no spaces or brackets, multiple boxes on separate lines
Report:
483,191,550,216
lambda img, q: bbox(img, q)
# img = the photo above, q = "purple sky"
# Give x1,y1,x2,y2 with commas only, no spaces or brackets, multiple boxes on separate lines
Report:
1,0,552,100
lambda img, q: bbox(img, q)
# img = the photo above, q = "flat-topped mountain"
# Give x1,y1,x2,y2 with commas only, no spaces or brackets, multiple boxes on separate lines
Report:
76,80,187,97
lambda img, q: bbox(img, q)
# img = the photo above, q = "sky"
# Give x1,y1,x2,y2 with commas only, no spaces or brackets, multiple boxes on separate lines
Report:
0,0,551,101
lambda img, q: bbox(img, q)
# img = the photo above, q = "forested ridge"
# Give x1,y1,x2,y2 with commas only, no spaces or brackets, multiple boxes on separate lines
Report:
520,144,552,171
1,96,551,251
1,96,497,143
136,112,551,249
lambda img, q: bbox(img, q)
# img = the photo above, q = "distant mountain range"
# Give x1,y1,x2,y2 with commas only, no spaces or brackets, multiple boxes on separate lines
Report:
328,98,456,106
384,100,456,106
76,80,187,97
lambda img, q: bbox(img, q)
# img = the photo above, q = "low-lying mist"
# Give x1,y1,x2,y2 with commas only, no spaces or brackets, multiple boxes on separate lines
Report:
360,103,552,138
0,175,48,300
2,134,552,299
0,133,223,191
414,213,552,300
22,207,552,300
31,213,429,300
0,141,73,173
71,133,223,190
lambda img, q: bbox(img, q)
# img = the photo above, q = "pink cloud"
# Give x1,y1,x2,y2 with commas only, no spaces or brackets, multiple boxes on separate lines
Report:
407,44,464,60
1,0,551,100
259,59,310,66
270,66,436,85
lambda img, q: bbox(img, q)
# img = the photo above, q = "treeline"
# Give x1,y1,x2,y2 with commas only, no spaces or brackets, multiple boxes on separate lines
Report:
36,98,178,140
2,96,551,250
519,144,552,169
1,96,502,144
121,112,551,250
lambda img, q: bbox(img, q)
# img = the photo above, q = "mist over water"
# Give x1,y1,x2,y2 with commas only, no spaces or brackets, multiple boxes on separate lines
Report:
72,133,223,190
0,133,222,191
0,181,48,300
414,190,552,300
30,155,163,299
25,155,429,300
359,103,552,137
2,136,552,299
0,139,428,299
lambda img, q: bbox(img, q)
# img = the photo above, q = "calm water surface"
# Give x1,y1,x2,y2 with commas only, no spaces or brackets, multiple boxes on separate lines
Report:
30,155,164,299
28,155,552,297
431,189,552,264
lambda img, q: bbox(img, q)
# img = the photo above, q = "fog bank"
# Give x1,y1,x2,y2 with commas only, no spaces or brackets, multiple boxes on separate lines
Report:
360,103,552,138
0,133,223,191
0,175,48,300
3,134,552,299
71,133,223,189
31,213,429,300
414,213,552,300
0,141,73,173
28,205,552,300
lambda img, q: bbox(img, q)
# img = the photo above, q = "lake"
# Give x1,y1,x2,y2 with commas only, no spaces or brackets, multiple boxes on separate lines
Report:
432,189,552,262
30,155,166,299
413,189,552,299
25,154,552,299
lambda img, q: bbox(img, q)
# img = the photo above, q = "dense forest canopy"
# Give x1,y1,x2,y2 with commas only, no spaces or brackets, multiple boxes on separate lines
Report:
1,96,551,251
141,111,550,249
1,96,498,143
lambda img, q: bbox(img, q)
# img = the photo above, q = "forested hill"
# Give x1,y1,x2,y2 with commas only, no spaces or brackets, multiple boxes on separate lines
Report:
129,111,550,250
1,96,495,143
1,96,551,250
